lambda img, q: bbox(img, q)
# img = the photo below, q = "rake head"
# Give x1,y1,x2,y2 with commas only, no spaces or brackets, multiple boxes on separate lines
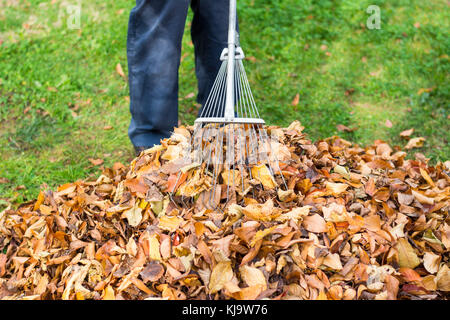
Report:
168,0,287,212
169,48,288,212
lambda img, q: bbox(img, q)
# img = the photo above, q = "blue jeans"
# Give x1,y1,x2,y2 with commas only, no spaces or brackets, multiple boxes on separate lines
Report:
127,0,230,147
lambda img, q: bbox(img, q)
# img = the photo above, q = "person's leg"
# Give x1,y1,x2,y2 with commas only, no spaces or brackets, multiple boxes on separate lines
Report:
190,0,230,114
127,0,190,148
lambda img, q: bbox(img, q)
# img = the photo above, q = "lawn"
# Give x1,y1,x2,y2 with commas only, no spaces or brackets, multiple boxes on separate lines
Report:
0,0,449,203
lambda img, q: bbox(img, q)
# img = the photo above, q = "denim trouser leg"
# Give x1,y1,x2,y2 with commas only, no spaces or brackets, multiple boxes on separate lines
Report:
127,0,229,147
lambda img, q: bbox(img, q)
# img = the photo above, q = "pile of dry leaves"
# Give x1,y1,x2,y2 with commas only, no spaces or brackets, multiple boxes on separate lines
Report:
0,121,448,300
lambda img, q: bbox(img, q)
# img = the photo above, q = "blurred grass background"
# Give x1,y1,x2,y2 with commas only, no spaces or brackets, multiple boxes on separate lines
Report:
0,0,449,202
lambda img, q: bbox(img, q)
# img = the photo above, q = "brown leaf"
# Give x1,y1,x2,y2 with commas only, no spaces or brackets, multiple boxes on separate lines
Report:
88,158,104,166
291,93,300,107
303,214,327,233
404,137,425,149
0,254,6,277
365,178,377,197
399,268,422,282
0,177,9,184
400,128,414,138
140,263,164,283
336,124,356,132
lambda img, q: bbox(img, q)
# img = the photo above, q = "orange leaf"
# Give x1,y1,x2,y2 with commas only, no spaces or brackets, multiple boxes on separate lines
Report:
291,93,300,106
88,158,104,166
399,268,422,282
116,63,127,79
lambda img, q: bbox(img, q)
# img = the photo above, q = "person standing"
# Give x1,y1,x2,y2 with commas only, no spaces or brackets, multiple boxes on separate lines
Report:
127,0,230,155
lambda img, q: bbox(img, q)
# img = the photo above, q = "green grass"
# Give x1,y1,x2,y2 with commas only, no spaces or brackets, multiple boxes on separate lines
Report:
0,0,449,202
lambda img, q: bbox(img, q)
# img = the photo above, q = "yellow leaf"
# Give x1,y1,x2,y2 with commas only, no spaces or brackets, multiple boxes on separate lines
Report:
250,226,276,247
33,191,45,211
161,145,182,161
148,234,162,261
242,199,281,222
123,204,142,227
333,165,350,180
325,182,348,196
276,206,311,223
322,253,343,271
316,290,328,300
396,238,420,269
277,189,295,202
158,215,184,232
239,265,267,290
419,168,435,187
251,164,276,189
75,292,85,300
221,170,241,187
422,275,437,291
436,264,450,292
209,261,233,294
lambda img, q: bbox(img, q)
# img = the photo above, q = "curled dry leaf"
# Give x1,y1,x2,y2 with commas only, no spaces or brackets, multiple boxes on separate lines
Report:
423,252,441,274
405,137,425,149
400,128,414,138
436,265,450,292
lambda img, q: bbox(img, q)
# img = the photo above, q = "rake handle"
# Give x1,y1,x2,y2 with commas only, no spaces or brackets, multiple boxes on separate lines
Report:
224,0,237,120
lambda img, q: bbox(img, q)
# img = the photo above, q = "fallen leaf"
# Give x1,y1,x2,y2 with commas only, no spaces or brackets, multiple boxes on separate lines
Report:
240,265,267,290
405,137,425,150
102,285,116,300
116,63,127,80
251,165,276,189
399,268,422,282
0,177,10,184
325,182,348,196
336,124,356,132
436,264,450,292
209,261,233,294
158,215,184,232
423,252,441,274
396,238,420,269
291,93,300,107
123,204,143,227
89,158,104,166
303,214,327,233
400,128,414,138
411,189,434,205
140,263,165,283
